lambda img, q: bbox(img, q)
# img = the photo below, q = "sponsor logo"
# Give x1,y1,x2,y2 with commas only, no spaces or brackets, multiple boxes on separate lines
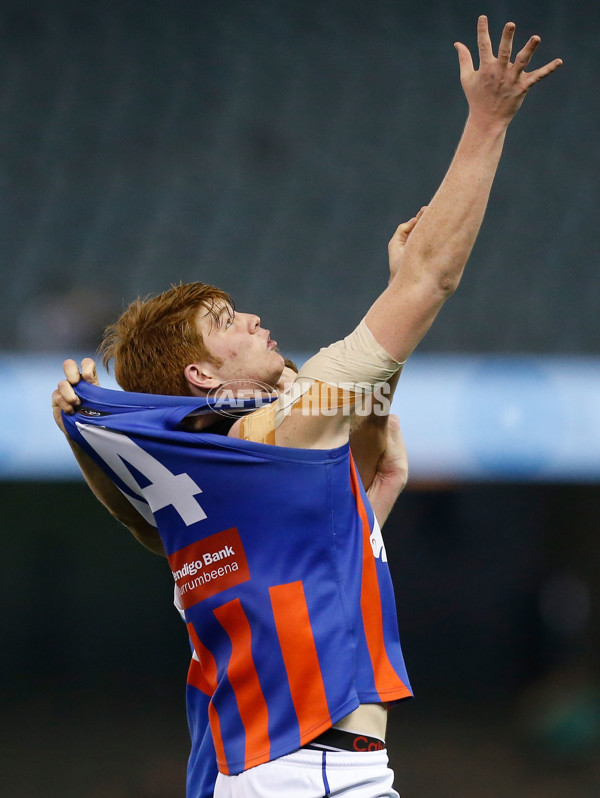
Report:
370,518,387,562
78,407,108,417
168,528,250,609
352,735,385,752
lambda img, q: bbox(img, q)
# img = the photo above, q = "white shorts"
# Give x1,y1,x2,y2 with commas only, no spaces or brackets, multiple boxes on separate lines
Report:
214,747,400,798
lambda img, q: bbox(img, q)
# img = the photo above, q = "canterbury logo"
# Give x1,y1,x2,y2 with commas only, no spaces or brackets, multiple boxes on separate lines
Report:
369,519,387,562
353,735,385,752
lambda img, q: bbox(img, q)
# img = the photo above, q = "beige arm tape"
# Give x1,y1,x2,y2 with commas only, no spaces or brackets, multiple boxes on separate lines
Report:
239,320,402,442
296,318,403,391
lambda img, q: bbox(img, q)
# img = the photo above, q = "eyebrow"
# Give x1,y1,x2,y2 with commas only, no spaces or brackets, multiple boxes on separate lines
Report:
200,297,236,332
219,305,234,324
206,303,233,330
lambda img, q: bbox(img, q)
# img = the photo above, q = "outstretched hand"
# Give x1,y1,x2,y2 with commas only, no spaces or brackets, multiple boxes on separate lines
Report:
455,16,562,128
52,358,100,434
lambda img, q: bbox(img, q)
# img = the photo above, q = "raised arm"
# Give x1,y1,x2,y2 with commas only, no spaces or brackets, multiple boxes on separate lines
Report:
365,16,562,361
279,18,561,453
349,208,426,487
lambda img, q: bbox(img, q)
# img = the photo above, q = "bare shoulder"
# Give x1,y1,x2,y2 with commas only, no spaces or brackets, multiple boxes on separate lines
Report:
227,382,351,450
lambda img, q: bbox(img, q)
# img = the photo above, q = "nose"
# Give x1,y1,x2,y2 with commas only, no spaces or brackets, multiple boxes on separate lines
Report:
239,312,261,331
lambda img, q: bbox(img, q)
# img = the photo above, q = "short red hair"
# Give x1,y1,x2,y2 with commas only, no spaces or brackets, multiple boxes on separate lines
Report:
100,282,233,395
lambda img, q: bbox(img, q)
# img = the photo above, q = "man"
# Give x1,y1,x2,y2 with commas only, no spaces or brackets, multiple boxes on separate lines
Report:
53,17,561,797
53,231,416,798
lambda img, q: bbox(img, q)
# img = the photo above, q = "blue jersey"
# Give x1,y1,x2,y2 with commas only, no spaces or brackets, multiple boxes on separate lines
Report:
62,382,412,792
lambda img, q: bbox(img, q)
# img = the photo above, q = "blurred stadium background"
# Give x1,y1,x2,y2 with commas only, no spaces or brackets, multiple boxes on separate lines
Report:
1,0,599,795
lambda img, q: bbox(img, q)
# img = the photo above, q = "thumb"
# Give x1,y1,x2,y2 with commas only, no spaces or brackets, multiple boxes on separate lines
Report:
454,41,474,77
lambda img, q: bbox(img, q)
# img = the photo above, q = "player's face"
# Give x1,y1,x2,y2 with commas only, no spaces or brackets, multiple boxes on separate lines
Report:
191,303,285,390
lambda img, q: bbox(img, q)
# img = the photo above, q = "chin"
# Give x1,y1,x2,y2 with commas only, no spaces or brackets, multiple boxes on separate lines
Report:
265,355,286,388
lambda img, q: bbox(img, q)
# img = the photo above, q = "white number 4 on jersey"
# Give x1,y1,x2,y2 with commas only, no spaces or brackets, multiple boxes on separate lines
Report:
76,422,207,527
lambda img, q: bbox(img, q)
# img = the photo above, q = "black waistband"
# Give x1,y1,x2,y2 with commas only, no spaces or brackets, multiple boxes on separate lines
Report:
303,727,385,753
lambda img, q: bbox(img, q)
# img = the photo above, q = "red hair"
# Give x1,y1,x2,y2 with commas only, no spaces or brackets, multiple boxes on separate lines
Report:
100,282,233,395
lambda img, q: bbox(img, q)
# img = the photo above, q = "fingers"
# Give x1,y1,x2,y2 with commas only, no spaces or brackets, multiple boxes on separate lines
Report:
512,30,563,86
457,17,561,123
53,381,80,413
400,206,427,231
81,357,100,385
526,57,564,86
55,356,101,421
64,356,101,386
63,358,81,385
476,15,493,65
497,21,515,64
381,413,408,474
464,17,561,78
56,356,93,413
402,206,427,234
51,389,68,433
398,216,418,235
513,34,541,75
389,206,427,250
387,413,401,434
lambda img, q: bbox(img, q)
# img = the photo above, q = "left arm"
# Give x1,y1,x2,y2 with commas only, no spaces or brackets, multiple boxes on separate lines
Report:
365,414,408,527
349,209,425,488
52,358,166,557
349,369,401,491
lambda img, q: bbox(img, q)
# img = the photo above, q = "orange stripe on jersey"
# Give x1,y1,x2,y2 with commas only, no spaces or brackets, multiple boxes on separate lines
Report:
349,457,412,700
208,702,229,775
213,599,271,770
186,622,218,693
269,581,332,744
187,622,218,690
187,656,211,695
185,622,229,773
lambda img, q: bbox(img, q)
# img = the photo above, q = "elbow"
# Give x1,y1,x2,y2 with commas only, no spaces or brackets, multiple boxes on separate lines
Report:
436,270,462,297
428,257,463,296
401,249,464,300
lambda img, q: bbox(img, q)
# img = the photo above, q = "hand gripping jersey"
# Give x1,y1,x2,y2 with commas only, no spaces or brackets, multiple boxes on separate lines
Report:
62,382,412,793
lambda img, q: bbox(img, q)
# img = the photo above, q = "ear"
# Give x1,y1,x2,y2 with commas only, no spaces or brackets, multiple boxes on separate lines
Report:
184,362,222,392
